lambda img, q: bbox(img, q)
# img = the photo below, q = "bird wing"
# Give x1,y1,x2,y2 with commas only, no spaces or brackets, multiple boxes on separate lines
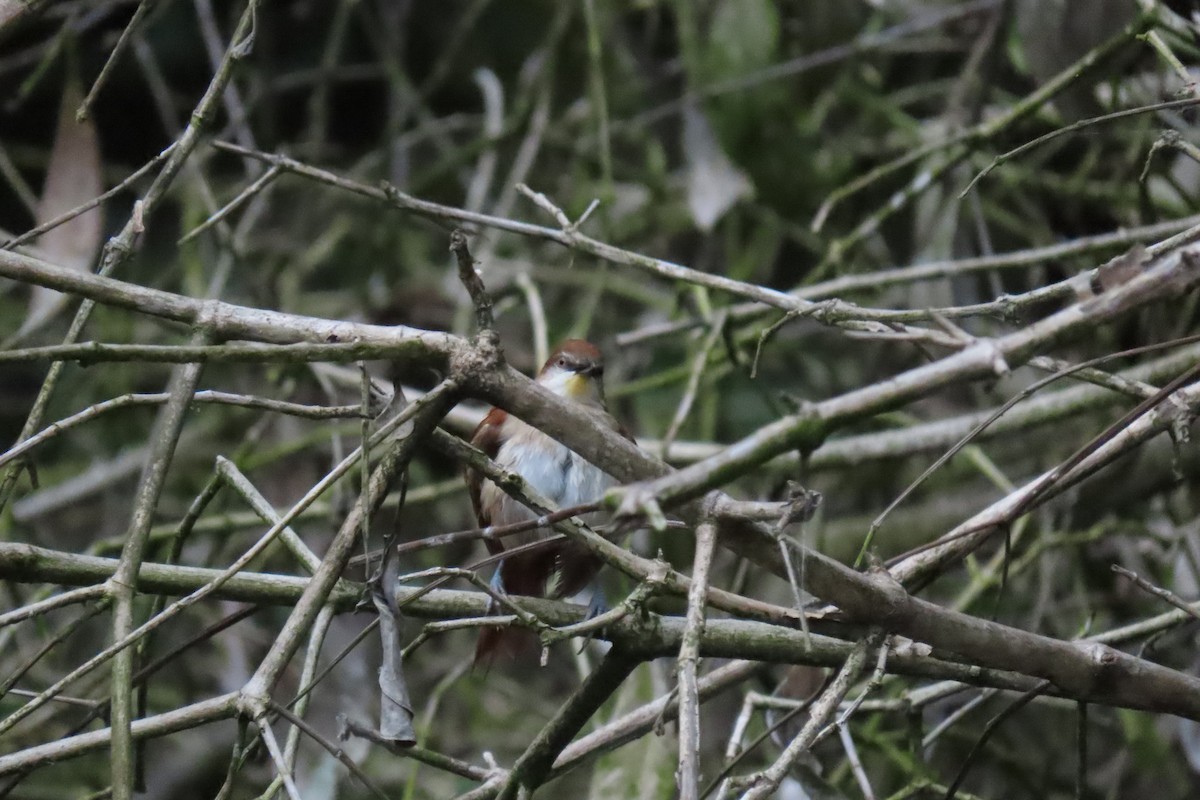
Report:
617,418,636,445
467,406,508,555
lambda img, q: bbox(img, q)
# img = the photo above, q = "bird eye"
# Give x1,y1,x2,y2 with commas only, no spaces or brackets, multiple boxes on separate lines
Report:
557,356,568,368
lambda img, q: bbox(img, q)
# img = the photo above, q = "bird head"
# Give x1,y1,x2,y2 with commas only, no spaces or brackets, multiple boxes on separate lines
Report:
536,339,607,407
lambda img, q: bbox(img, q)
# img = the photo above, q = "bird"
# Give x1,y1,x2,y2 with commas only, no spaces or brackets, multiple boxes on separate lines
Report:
466,339,626,664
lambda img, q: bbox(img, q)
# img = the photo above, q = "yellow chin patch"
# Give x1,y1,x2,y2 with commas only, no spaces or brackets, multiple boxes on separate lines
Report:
565,373,590,398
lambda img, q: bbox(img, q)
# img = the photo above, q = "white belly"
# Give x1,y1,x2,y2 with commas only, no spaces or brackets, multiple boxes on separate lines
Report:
480,421,613,537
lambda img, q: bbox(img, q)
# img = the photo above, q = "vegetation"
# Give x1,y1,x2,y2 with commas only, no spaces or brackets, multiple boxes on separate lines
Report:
3,1,1200,798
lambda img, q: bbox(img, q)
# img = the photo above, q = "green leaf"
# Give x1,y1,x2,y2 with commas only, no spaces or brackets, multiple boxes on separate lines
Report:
704,0,780,83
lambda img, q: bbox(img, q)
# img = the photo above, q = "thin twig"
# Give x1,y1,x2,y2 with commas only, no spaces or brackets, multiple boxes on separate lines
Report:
270,700,392,800
0,389,362,470
739,631,884,800
942,682,1050,800
76,0,157,121
496,649,642,799
2,145,177,251
662,310,728,461
961,96,1200,197
450,228,496,334
1112,565,1200,622
677,519,719,800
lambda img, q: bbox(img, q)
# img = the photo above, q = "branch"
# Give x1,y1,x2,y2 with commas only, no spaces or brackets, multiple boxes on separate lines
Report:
620,242,1200,509
891,377,1200,586
0,542,1058,694
0,693,240,776
677,519,719,800
618,213,1200,347
496,649,641,799
0,248,455,365
449,228,496,334
739,632,882,799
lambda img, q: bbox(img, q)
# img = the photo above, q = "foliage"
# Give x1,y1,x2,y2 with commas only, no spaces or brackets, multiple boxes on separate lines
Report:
3,1,1200,799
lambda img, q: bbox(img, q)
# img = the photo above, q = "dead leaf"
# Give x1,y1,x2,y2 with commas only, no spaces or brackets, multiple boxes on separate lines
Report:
0,1,32,32
683,103,752,232
14,69,103,342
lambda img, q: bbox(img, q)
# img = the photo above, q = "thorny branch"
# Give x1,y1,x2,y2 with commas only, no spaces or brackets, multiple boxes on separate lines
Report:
6,4,1200,798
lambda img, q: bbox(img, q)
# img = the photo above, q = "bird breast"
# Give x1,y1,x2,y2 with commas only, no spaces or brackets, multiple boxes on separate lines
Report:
479,418,612,543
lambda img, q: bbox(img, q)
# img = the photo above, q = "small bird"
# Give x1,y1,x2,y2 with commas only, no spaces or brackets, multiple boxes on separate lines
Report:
466,339,626,663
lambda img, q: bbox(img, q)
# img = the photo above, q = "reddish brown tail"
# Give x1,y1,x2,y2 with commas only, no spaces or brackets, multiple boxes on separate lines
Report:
472,542,602,667
473,625,539,668
473,548,553,668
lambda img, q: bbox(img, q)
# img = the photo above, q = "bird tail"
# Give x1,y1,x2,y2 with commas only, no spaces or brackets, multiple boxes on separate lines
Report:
472,549,555,669
473,625,539,668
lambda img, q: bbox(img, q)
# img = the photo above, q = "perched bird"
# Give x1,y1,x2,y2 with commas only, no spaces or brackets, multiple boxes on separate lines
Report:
466,339,626,663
